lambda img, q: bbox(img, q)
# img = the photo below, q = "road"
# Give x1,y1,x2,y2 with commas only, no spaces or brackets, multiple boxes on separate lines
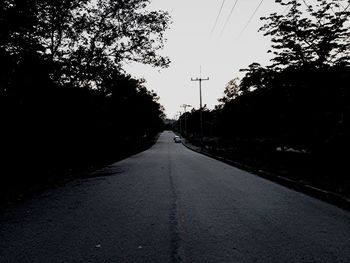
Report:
0,131,349,263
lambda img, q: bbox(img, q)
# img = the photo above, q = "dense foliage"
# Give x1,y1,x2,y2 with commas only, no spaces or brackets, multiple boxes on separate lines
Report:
0,0,170,201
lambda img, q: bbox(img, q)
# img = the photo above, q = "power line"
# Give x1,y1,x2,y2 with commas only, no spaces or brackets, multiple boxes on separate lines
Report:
302,0,310,9
301,0,321,19
345,3,350,11
210,0,226,36
337,1,345,9
238,0,265,38
219,0,239,37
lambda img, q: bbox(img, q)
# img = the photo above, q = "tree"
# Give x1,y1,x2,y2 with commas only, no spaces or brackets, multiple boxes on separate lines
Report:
100,71,165,136
260,0,350,69
217,77,241,107
239,63,274,93
0,0,170,200
36,0,171,88
0,0,171,91
214,0,350,152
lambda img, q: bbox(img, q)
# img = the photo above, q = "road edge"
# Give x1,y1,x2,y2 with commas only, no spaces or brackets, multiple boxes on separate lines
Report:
0,133,162,210
181,138,350,212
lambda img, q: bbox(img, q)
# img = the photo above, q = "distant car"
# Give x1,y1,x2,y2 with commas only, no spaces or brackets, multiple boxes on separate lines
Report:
173,136,181,143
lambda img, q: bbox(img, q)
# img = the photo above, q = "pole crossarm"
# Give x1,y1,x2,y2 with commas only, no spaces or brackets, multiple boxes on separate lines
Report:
181,104,192,138
181,104,192,112
191,77,209,81
191,77,209,110
191,76,209,149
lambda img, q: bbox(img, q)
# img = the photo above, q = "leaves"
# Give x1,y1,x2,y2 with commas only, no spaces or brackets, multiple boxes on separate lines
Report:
260,0,350,69
0,0,171,90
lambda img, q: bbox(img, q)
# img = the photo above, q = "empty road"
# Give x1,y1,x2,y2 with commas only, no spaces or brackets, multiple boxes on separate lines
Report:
0,131,349,262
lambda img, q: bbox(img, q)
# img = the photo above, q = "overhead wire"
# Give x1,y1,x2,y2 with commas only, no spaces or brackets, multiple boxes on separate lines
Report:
337,1,345,9
302,0,311,10
219,0,239,37
342,1,350,40
210,0,226,36
238,0,265,38
345,2,350,11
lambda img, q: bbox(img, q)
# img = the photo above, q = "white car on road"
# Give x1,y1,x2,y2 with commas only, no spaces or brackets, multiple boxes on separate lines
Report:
173,136,181,143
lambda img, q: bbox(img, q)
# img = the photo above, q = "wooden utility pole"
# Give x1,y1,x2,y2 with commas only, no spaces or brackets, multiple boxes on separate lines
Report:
191,76,209,149
177,111,182,135
181,104,192,137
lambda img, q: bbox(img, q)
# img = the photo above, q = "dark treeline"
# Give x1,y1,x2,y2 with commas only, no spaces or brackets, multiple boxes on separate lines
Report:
177,0,350,196
0,0,170,202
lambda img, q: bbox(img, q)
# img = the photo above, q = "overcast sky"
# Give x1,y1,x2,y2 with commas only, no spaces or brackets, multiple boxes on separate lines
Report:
124,0,287,118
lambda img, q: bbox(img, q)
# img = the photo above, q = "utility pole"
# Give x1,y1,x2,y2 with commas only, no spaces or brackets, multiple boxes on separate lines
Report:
191,76,209,149
181,104,192,138
177,111,182,135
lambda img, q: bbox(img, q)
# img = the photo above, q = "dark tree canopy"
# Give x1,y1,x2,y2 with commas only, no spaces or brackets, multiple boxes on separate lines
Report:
0,0,171,91
260,0,350,69
217,77,241,107
0,0,170,200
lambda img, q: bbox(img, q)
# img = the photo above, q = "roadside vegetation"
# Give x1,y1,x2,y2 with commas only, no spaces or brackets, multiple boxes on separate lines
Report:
0,0,170,204
176,0,350,197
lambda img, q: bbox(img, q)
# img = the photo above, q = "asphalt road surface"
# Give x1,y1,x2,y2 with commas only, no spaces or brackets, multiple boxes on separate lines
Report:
0,131,349,263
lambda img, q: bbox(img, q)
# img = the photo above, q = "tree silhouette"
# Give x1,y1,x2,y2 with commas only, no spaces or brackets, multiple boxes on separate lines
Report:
0,0,170,202
1,0,171,91
260,0,350,69
217,77,241,107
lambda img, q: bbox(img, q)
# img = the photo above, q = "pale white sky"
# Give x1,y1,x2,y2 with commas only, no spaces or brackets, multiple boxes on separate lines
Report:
124,0,286,118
